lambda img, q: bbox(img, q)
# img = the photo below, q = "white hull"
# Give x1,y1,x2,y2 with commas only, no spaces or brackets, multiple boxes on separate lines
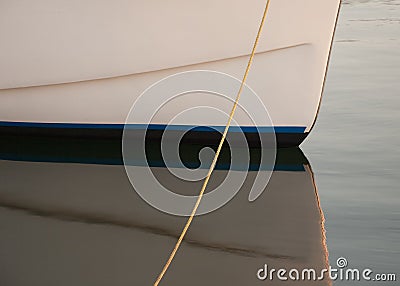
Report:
0,0,341,145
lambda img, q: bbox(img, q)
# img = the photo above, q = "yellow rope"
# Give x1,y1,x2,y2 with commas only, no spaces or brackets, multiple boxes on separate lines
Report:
154,1,271,285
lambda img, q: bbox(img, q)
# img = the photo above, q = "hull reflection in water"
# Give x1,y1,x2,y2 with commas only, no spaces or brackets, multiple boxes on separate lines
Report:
0,142,331,285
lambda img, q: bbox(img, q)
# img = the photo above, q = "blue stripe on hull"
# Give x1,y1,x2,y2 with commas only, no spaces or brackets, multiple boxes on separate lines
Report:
0,121,306,134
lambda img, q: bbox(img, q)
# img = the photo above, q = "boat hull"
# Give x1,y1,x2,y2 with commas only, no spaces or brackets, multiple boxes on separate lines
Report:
0,0,341,147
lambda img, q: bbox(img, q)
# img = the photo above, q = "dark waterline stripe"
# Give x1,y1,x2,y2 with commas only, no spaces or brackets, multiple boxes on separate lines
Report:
0,121,306,134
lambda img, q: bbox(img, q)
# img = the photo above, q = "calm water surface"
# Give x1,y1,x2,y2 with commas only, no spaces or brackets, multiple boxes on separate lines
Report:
0,1,399,285
303,1,399,284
